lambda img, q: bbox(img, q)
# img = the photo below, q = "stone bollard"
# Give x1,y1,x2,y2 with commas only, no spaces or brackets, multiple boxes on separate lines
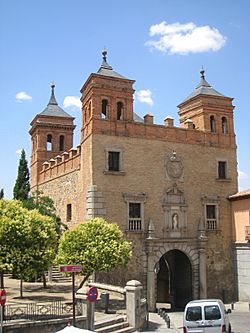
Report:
125,280,145,331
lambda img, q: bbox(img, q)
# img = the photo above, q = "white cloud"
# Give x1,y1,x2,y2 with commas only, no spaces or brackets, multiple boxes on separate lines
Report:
146,21,226,55
16,149,23,155
135,89,154,106
238,170,250,181
63,96,81,110
15,91,32,101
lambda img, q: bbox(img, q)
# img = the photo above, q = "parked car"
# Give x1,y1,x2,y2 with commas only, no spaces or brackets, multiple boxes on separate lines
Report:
183,299,231,333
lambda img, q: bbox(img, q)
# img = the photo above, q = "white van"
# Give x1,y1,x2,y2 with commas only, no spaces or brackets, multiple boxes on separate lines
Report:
183,299,231,333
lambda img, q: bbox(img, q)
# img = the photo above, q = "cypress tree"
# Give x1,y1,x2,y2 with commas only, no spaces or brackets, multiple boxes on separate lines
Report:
0,189,3,199
13,149,30,200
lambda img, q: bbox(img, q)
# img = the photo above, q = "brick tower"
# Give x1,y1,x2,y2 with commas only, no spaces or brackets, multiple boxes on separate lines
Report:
178,68,235,147
80,49,135,143
29,83,76,190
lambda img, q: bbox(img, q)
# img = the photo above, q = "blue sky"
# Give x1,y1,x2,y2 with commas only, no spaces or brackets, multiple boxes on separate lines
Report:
1,0,249,198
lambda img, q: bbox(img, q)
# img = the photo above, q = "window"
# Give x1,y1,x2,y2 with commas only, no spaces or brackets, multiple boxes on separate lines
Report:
129,203,142,231
117,102,123,120
46,134,52,151
221,117,227,135
218,161,227,179
205,305,221,320
210,116,216,133
108,151,120,171
59,135,65,151
101,99,108,119
123,192,147,232
206,205,217,230
186,306,202,321
66,204,72,222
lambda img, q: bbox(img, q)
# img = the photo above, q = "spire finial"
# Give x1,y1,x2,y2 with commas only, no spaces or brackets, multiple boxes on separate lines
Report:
200,66,205,79
102,48,107,62
48,81,57,105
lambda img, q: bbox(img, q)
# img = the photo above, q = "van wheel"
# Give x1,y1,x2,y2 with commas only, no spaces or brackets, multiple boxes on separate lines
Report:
228,324,232,333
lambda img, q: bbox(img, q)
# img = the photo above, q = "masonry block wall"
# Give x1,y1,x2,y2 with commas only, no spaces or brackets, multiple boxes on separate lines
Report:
30,53,238,308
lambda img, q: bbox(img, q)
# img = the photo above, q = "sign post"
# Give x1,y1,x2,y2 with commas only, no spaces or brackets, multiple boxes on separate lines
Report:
0,289,7,333
87,287,98,331
59,265,82,326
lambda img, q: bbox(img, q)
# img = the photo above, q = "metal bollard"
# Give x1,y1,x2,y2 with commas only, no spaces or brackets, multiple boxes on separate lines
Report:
166,314,171,328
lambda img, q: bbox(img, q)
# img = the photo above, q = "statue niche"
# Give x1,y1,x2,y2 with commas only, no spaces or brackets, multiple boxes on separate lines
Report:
162,185,188,238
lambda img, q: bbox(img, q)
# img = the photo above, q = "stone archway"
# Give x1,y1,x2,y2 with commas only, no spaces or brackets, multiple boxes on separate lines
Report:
157,249,192,309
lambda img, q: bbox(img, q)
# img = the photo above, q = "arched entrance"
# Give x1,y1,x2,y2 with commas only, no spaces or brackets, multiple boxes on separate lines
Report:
157,249,192,309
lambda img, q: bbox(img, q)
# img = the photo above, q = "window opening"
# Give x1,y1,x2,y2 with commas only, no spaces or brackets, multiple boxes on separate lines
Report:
46,134,52,151
206,205,217,230
117,102,123,120
108,151,120,171
218,161,227,179
129,203,141,231
59,135,65,152
222,117,227,135
205,305,221,320
210,116,216,133
67,204,72,222
101,99,108,119
186,306,202,321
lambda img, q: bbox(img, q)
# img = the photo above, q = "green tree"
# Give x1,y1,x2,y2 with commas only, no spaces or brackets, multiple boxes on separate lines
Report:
56,217,132,288
13,149,30,200
23,190,68,237
0,199,58,297
0,189,3,199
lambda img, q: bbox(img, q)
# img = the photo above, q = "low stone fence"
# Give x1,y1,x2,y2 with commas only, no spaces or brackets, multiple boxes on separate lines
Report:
3,316,86,333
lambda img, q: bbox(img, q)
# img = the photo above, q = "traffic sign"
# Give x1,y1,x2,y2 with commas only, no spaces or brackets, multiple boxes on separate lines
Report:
0,290,6,306
59,265,82,273
87,287,98,302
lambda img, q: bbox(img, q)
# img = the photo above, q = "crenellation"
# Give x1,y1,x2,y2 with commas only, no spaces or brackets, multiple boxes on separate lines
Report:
37,146,81,184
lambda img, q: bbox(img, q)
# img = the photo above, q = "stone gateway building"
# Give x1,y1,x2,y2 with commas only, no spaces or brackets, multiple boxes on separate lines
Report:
29,51,238,310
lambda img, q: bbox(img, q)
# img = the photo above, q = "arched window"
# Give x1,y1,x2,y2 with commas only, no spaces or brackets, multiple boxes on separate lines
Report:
221,117,227,135
59,135,65,151
210,116,216,133
101,99,108,119
117,102,123,120
46,134,52,151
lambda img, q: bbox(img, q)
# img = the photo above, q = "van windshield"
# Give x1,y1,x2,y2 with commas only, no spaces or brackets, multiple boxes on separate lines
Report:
204,305,221,320
186,306,202,321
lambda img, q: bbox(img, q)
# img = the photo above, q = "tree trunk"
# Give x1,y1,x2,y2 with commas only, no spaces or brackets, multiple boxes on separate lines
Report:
78,274,90,289
20,276,23,298
42,272,47,288
0,270,4,289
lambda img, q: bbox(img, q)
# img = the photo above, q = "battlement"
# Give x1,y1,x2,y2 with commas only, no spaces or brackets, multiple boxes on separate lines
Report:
38,145,81,184
82,113,236,149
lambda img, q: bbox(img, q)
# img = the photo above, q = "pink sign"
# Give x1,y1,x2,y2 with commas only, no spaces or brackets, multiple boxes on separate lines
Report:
59,265,82,272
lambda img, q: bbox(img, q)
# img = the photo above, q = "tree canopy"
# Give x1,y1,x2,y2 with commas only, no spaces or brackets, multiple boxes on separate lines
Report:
0,199,58,282
56,217,132,286
23,190,68,237
13,149,30,200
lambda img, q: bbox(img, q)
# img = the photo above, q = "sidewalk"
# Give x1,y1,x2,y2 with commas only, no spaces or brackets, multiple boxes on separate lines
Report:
143,301,250,333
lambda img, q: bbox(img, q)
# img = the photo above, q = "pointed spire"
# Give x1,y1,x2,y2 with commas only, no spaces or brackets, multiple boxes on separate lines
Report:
100,48,113,70
196,67,211,89
48,81,58,106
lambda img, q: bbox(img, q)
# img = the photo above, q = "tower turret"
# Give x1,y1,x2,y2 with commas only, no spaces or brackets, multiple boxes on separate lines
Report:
80,49,135,142
29,83,76,190
178,68,235,144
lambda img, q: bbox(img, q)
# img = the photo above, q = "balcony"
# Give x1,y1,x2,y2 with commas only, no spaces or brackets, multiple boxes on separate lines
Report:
245,226,250,241
129,218,142,231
